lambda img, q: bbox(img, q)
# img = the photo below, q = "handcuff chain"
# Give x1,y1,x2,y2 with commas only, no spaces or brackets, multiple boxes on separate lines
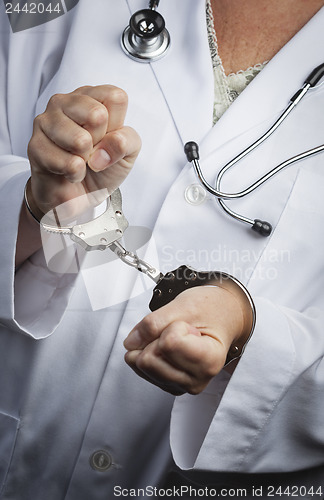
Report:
110,241,163,283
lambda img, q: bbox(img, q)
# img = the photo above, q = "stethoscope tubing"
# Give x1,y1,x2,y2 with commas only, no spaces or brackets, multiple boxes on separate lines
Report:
188,72,324,232
123,2,324,235
193,83,312,201
217,143,324,225
215,85,310,191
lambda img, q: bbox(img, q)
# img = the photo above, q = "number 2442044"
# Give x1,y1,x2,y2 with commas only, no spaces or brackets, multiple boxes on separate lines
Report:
5,3,62,14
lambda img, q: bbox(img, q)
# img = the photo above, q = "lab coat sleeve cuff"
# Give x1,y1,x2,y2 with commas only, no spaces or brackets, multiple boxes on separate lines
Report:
170,296,295,472
0,166,78,340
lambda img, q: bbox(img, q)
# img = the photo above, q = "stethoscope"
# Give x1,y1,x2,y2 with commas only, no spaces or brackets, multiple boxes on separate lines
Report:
122,2,324,236
121,0,170,62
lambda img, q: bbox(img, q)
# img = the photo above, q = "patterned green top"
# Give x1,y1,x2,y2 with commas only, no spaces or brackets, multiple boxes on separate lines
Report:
206,0,268,124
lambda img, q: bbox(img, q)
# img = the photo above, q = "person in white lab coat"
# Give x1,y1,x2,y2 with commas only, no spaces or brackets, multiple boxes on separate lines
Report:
1,0,324,498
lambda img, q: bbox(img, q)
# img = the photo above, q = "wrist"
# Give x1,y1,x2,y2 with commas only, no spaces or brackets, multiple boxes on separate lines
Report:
209,274,255,365
16,193,42,268
24,177,46,224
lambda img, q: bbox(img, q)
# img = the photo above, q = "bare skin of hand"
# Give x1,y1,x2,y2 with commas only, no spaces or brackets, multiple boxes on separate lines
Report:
124,286,247,396
16,85,141,267
27,84,141,215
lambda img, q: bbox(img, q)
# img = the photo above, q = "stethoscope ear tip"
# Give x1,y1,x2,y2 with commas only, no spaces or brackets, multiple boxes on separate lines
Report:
251,219,272,237
184,141,199,161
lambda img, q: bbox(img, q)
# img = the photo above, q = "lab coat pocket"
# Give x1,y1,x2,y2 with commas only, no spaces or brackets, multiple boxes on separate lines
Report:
0,412,19,494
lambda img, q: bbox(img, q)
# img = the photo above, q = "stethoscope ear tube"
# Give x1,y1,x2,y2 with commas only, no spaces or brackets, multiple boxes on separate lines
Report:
304,62,324,87
185,138,324,237
185,142,273,236
185,62,324,237
251,220,272,237
184,141,199,162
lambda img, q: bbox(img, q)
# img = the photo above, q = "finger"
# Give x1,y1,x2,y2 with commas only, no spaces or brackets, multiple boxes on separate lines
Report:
124,286,239,351
37,109,93,159
126,321,225,380
77,85,128,132
124,351,186,396
28,131,87,183
125,341,192,396
124,288,202,351
88,126,141,173
55,94,109,147
157,321,227,376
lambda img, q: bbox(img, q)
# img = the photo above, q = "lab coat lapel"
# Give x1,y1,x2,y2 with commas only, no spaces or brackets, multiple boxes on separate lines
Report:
127,1,324,162
130,0,215,144
200,5,324,159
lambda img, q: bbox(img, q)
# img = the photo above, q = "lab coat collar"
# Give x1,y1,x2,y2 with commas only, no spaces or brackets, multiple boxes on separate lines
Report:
133,0,215,145
200,5,324,158
137,1,324,159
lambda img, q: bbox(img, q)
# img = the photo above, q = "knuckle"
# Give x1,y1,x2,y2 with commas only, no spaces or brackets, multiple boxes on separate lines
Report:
28,134,44,164
136,350,152,372
65,155,85,178
140,314,161,341
33,113,45,130
87,105,108,128
48,92,64,108
27,135,37,155
71,130,92,154
27,140,36,165
159,320,188,354
204,363,218,379
108,86,128,107
75,85,92,95
187,385,203,396
109,130,128,155
159,331,179,356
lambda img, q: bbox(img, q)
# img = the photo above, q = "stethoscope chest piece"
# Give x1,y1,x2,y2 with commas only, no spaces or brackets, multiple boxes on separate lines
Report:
121,8,170,62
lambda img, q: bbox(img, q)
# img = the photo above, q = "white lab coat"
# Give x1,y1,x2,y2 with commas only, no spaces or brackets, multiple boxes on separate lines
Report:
0,0,324,498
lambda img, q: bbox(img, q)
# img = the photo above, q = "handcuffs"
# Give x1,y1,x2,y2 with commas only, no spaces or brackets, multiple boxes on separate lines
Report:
24,179,256,365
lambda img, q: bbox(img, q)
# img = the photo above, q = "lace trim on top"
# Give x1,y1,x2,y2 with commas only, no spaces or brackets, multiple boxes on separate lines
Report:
206,0,268,124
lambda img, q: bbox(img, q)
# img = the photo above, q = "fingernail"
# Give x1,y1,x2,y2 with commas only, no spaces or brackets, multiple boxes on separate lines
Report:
88,149,111,172
124,330,142,350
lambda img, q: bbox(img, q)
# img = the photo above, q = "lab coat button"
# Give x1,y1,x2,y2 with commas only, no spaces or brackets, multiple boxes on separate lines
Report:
90,450,112,471
184,184,207,205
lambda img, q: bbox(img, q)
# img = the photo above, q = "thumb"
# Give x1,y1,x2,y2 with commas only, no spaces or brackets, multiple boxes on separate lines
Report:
88,126,141,173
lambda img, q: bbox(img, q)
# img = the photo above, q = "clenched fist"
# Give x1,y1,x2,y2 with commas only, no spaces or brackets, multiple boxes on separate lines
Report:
27,85,141,219
124,285,251,395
